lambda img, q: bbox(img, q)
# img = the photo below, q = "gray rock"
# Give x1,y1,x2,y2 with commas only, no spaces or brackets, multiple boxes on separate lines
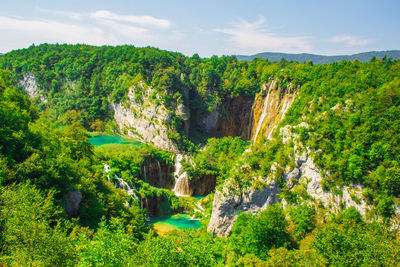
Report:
202,109,219,135
207,179,280,237
112,82,186,152
208,121,399,237
65,190,82,217
19,73,47,103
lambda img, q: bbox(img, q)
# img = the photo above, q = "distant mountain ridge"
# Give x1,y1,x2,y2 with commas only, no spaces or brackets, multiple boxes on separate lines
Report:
236,50,400,64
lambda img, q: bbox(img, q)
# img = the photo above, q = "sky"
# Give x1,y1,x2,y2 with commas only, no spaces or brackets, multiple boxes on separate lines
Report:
0,0,399,57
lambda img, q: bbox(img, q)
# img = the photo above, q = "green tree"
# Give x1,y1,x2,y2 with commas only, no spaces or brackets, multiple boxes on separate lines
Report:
77,218,137,266
229,204,292,260
0,182,74,266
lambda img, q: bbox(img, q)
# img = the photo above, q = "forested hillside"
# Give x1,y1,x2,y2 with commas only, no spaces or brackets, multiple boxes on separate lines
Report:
237,50,400,64
0,44,264,150
0,44,399,265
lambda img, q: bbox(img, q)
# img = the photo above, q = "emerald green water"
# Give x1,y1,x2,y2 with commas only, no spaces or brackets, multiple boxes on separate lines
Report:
150,214,202,234
89,136,141,146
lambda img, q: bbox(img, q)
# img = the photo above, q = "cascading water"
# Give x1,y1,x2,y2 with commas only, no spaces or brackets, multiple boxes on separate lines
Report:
266,84,295,139
173,174,190,196
143,165,147,182
103,163,138,200
251,80,297,142
172,154,191,196
253,80,275,143
191,200,206,220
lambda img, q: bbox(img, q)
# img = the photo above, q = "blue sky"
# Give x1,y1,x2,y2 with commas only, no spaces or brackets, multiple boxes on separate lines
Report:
0,0,399,57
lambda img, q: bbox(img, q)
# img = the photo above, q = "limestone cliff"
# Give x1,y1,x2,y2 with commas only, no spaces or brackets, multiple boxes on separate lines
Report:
215,96,254,140
19,73,47,103
112,82,188,152
204,79,297,143
207,178,280,237
250,79,297,143
141,158,174,189
173,154,216,196
207,122,395,237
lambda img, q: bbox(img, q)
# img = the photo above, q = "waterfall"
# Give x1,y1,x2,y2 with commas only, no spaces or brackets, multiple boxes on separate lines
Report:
103,163,138,200
172,154,191,196
266,85,295,140
191,199,206,220
173,173,190,196
253,80,275,143
266,94,288,140
157,161,163,187
143,165,147,182
115,176,139,200
252,80,296,142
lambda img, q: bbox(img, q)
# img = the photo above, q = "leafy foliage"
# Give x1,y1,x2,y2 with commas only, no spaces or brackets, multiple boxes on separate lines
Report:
0,182,74,266
0,45,400,266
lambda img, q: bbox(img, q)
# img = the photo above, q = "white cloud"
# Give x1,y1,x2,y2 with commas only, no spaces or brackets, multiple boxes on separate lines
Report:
0,16,109,45
90,10,172,29
329,35,369,47
216,17,312,54
35,8,172,29
0,9,177,52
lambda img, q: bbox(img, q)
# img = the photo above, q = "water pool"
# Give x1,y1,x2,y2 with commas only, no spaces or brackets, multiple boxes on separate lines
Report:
89,135,141,146
149,214,202,235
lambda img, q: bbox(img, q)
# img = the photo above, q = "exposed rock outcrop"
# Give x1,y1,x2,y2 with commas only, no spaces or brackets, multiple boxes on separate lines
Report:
65,190,82,218
188,174,216,196
146,196,174,217
215,96,254,140
280,123,370,217
284,154,369,217
207,179,280,237
19,73,47,103
250,79,297,143
202,110,219,136
208,122,392,237
141,159,174,189
112,82,188,152
173,154,216,196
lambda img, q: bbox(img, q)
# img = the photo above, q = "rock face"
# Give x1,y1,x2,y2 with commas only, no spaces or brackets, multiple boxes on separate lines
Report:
112,82,188,152
285,155,369,216
65,190,82,218
207,122,379,237
173,154,217,196
215,96,254,140
146,196,174,216
207,179,280,237
141,159,174,189
19,73,47,103
280,124,370,217
250,79,297,143
202,110,219,136
188,174,216,196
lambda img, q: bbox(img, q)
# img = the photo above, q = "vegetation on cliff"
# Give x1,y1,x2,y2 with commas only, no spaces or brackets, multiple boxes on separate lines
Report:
0,44,400,265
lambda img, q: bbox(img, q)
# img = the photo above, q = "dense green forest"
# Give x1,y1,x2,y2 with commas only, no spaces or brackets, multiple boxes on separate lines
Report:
0,44,400,265
0,44,262,146
236,50,400,64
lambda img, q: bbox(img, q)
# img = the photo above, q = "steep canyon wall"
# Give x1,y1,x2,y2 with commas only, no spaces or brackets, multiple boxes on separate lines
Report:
206,79,297,143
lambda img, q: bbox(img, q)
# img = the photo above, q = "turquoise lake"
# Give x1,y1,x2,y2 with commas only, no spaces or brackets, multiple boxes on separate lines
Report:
89,135,141,146
149,214,202,234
